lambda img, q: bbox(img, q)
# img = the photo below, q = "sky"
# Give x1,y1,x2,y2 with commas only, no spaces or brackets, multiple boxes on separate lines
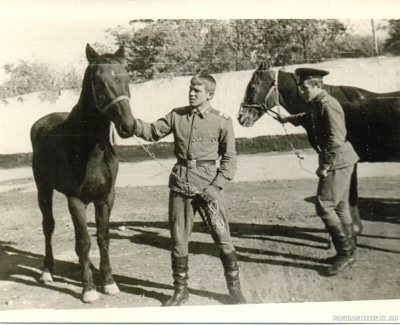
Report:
0,0,397,82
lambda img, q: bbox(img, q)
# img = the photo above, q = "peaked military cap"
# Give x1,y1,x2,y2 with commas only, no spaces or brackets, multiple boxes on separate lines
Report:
295,67,330,85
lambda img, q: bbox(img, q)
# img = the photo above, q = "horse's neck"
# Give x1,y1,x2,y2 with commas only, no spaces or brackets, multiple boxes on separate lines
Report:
65,81,111,143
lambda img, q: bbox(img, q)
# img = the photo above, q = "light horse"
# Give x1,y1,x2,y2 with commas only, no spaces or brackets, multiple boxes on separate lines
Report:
238,61,400,238
30,44,135,303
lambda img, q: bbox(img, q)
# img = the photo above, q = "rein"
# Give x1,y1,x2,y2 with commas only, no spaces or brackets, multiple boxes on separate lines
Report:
133,136,224,232
241,69,314,173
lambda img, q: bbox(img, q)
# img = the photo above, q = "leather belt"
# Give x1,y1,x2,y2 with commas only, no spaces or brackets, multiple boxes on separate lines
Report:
177,159,216,168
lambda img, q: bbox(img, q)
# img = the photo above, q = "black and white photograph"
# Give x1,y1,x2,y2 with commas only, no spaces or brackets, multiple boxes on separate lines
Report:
0,0,399,323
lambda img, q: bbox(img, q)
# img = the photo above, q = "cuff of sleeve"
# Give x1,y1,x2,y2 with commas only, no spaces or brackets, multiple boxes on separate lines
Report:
210,175,228,190
134,119,143,136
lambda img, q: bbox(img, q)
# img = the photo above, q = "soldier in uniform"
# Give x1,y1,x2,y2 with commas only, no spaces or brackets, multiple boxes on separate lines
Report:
274,68,359,276
133,74,246,305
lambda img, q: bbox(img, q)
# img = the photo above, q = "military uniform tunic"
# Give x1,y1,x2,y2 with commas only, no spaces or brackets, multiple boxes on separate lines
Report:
285,90,359,170
134,105,237,257
286,90,359,227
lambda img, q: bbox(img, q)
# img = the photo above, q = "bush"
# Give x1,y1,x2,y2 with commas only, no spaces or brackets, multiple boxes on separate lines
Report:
0,60,82,102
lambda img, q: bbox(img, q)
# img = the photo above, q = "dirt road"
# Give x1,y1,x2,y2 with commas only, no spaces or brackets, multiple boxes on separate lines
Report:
0,151,399,323
1,151,400,191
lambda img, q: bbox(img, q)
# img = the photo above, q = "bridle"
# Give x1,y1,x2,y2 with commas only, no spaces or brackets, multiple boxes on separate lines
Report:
239,69,309,165
239,69,281,118
90,65,130,114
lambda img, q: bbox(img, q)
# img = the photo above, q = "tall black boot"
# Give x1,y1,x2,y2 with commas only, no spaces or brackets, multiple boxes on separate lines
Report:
165,255,189,306
220,251,247,304
326,223,356,276
343,223,357,250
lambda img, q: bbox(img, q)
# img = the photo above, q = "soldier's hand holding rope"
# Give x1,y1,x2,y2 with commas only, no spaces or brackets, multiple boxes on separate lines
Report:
272,113,288,124
192,185,224,232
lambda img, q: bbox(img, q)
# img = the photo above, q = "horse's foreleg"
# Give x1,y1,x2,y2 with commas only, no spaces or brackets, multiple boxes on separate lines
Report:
67,197,99,303
38,187,55,283
94,189,120,296
349,163,363,237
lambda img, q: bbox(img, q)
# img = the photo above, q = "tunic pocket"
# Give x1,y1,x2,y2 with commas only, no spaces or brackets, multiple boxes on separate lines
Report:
198,130,219,153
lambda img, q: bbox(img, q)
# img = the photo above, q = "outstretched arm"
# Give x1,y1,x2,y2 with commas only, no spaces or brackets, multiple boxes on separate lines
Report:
273,112,308,126
135,112,173,142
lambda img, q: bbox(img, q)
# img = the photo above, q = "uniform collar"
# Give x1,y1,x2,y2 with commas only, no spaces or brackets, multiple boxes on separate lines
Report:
191,103,212,118
312,89,329,104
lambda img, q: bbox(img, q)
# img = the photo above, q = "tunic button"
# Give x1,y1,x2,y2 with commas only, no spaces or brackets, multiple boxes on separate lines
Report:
192,139,196,142
195,126,198,129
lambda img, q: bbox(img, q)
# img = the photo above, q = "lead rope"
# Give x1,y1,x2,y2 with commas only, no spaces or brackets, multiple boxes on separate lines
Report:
132,135,224,232
273,71,331,247
265,70,314,175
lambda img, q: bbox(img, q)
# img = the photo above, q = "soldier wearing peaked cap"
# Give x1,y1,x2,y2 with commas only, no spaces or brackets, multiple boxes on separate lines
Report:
295,67,330,84
274,67,360,276
132,74,246,305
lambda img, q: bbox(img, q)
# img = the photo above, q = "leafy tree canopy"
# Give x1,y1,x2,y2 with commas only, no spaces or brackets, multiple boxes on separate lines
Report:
0,60,82,101
103,19,355,83
383,19,400,55
2,19,387,98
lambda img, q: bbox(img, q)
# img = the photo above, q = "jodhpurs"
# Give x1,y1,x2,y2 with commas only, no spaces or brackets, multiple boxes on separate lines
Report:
168,190,235,258
316,164,354,227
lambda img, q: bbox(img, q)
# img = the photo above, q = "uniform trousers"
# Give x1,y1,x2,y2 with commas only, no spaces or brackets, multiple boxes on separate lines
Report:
316,164,355,227
168,189,235,258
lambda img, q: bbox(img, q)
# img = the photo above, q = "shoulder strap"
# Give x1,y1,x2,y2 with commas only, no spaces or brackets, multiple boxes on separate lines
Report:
210,108,230,120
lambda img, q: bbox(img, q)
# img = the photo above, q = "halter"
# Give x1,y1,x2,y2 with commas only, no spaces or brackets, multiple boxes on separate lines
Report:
239,69,281,117
240,69,309,165
90,66,130,114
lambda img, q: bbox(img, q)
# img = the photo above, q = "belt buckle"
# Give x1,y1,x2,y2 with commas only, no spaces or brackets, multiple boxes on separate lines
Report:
187,159,196,169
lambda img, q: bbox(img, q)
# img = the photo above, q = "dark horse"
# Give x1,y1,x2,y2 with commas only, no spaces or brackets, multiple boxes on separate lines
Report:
238,61,400,235
30,44,135,303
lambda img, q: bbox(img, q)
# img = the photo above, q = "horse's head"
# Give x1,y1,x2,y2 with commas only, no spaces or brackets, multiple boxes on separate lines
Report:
86,43,135,139
238,61,278,127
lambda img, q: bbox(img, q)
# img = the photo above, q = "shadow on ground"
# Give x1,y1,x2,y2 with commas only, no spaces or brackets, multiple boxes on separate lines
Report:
89,221,333,275
304,196,400,224
0,240,229,305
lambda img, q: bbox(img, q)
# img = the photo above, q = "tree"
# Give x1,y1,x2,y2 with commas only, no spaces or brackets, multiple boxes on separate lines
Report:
125,20,209,82
99,19,357,82
0,60,82,101
383,19,400,55
333,34,385,58
198,20,236,73
251,20,347,66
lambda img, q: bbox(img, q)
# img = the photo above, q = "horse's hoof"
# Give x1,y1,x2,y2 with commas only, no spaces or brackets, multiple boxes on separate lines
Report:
103,283,120,296
82,290,99,303
39,271,53,283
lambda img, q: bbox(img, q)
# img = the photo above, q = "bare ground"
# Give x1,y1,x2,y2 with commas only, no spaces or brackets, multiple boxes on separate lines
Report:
0,152,399,321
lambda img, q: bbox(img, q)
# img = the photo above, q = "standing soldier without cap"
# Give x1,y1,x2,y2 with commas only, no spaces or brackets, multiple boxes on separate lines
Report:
133,74,246,305
275,68,360,276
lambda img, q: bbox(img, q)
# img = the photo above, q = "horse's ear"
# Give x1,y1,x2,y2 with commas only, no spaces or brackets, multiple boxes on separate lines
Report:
113,42,125,62
257,61,270,72
86,44,99,63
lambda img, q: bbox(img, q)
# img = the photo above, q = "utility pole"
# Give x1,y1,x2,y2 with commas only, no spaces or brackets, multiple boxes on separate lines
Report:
371,19,379,56
235,20,239,71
